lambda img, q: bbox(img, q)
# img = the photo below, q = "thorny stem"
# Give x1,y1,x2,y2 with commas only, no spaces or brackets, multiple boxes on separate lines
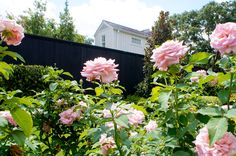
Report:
111,111,123,156
174,88,179,128
227,72,234,110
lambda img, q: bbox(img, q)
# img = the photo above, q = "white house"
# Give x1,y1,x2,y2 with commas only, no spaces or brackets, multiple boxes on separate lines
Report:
94,20,151,55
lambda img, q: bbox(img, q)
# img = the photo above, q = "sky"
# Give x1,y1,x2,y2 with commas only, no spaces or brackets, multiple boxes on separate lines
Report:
0,0,229,38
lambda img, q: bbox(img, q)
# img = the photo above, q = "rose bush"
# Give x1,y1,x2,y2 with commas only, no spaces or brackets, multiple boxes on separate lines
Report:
0,19,39,155
1,18,236,156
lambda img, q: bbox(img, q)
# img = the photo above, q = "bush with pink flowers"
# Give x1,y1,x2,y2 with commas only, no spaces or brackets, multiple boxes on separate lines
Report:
1,18,236,156
0,19,38,154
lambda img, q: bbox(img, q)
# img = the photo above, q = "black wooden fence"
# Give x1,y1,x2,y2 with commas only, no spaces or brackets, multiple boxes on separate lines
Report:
10,34,144,94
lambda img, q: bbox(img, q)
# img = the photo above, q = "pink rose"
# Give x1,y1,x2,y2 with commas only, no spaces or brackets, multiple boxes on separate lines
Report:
194,126,236,156
81,57,119,83
190,76,199,83
190,70,207,83
196,70,207,77
78,101,87,107
210,22,236,55
127,108,145,126
59,109,81,126
99,134,115,155
208,78,218,86
151,40,189,71
144,120,157,132
0,111,17,126
0,19,24,46
103,109,112,118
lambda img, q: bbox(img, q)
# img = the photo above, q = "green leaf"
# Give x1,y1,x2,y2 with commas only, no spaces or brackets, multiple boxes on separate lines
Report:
168,64,181,74
115,115,129,128
173,151,191,156
0,61,13,80
49,82,58,91
62,72,73,78
95,87,104,96
158,91,172,111
0,116,8,127
183,64,193,72
11,108,33,137
217,90,230,104
55,150,64,156
207,118,228,147
97,99,107,105
150,86,161,102
119,129,131,147
197,107,222,116
131,104,147,115
110,87,123,95
189,52,210,64
217,73,230,84
225,109,236,118
199,75,215,86
11,130,26,146
218,57,230,69
0,46,8,52
2,51,25,63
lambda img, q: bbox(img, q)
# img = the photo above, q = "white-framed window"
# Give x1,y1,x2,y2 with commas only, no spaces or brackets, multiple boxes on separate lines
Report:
131,37,141,45
101,35,106,47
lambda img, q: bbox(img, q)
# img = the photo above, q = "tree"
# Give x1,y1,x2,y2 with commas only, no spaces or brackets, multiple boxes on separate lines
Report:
10,0,85,43
56,0,75,41
136,11,172,97
170,1,236,53
18,0,57,37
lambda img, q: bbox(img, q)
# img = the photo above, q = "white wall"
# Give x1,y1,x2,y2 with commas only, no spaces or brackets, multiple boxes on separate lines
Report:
95,27,113,48
112,30,147,55
95,26,148,55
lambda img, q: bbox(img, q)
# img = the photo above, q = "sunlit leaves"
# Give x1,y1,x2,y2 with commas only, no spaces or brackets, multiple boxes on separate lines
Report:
207,118,228,147
189,52,211,65
11,108,33,137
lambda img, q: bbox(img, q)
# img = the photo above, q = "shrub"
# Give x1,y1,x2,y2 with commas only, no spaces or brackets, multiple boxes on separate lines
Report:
0,65,49,96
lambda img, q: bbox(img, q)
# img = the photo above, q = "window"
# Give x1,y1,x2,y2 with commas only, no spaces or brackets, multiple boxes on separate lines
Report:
131,37,141,45
101,35,105,47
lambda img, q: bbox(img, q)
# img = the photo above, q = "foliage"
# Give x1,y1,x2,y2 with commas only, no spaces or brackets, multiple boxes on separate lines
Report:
170,1,236,52
0,65,49,96
56,0,76,41
136,11,172,97
13,0,85,43
0,19,39,155
17,0,57,38
2,11,236,156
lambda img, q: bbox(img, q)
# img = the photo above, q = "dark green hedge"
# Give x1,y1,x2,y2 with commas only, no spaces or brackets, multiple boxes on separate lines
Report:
0,65,49,96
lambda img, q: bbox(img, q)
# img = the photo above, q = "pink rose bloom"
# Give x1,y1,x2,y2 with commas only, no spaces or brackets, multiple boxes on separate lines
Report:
99,134,115,155
194,126,236,156
127,108,145,126
151,40,189,71
190,70,207,83
105,121,122,129
0,111,17,126
0,19,24,46
144,120,157,132
190,76,199,83
208,78,218,86
196,70,207,77
59,109,80,126
103,109,112,118
210,22,236,55
78,101,87,107
56,99,68,106
81,57,119,83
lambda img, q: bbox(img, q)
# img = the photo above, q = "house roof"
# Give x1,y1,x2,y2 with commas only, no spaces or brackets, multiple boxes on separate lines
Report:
95,20,151,37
